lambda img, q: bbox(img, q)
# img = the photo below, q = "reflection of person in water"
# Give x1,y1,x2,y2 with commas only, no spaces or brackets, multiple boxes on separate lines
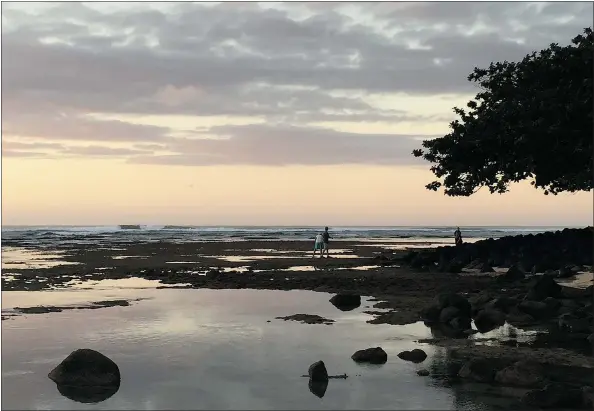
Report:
454,227,463,246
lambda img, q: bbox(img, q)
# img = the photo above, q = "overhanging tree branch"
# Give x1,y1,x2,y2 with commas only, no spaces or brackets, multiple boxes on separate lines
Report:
412,28,593,196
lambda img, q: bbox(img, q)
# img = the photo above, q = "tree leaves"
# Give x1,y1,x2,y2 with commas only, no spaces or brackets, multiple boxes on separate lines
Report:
413,28,593,196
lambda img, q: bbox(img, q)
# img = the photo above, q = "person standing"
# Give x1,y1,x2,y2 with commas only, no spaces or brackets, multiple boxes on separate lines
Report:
454,227,463,246
313,232,324,258
322,226,331,258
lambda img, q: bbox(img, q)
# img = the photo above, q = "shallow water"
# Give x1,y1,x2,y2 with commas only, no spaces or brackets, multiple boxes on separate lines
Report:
1,247,80,269
210,255,363,262
2,287,512,410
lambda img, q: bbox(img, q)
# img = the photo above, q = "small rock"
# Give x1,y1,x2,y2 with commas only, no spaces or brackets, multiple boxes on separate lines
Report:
351,347,388,364
329,294,361,311
308,361,328,382
474,309,506,333
275,314,334,325
417,369,430,376
397,349,427,363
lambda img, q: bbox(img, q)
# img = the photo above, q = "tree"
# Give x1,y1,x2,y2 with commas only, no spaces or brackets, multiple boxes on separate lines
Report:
412,28,593,196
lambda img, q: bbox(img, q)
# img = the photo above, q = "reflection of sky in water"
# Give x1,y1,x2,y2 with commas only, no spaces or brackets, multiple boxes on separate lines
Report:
210,255,363,262
247,249,353,254
1,247,80,269
3,288,496,410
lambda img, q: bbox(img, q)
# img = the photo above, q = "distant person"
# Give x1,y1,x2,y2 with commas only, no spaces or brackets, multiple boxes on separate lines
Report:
322,226,331,258
313,233,324,258
454,227,463,246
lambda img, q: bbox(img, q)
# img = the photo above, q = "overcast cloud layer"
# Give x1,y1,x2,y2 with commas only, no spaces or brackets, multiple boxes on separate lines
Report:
2,2,592,165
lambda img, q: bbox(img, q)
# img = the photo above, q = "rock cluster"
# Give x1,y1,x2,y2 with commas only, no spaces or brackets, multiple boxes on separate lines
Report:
402,227,593,273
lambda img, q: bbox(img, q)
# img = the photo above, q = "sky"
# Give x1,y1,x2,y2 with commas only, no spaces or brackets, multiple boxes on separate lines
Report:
2,1,593,226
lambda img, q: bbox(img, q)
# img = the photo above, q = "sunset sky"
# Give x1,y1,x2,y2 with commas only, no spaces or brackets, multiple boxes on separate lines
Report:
2,1,592,226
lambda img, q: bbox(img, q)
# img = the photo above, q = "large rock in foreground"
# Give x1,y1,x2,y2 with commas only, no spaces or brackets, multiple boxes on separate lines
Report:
48,349,120,387
48,349,120,404
308,361,328,382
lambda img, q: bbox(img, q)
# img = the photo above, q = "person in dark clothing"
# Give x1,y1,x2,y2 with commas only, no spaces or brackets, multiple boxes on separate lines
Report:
454,227,463,246
322,226,331,258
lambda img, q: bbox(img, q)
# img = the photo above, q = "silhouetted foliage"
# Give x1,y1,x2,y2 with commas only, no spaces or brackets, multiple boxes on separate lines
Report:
413,28,593,196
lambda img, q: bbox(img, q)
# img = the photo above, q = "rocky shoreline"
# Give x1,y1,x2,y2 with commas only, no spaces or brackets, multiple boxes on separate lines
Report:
2,228,593,408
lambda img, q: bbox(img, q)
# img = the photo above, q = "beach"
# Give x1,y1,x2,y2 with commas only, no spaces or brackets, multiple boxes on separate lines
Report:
2,226,593,410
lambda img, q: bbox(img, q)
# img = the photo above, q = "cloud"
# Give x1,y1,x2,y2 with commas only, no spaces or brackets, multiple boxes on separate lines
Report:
129,123,432,166
2,2,591,165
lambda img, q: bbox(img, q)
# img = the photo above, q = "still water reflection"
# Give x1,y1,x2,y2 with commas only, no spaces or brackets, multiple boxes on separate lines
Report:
3,288,503,410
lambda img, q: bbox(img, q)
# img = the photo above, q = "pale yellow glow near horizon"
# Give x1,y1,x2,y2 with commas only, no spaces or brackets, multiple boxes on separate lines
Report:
2,158,592,227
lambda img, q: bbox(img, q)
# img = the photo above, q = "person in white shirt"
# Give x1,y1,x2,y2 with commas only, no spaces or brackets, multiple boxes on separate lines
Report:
313,233,324,258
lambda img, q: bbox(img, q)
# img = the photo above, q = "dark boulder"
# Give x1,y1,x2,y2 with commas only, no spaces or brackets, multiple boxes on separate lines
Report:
556,266,575,279
437,293,471,317
458,359,496,383
484,297,518,314
329,294,361,311
497,264,525,282
206,269,221,280
444,259,464,273
474,309,506,333
308,361,328,382
465,259,484,270
518,301,550,319
543,297,561,312
522,383,584,408
525,275,562,301
439,306,461,324
397,349,427,363
480,263,495,273
470,292,493,312
48,349,120,388
450,315,472,331
429,323,472,339
494,360,546,388
506,308,537,327
417,369,430,376
420,305,441,323
351,347,387,364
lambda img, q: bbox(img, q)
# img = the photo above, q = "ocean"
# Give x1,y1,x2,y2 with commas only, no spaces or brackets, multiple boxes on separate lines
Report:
0,225,566,246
